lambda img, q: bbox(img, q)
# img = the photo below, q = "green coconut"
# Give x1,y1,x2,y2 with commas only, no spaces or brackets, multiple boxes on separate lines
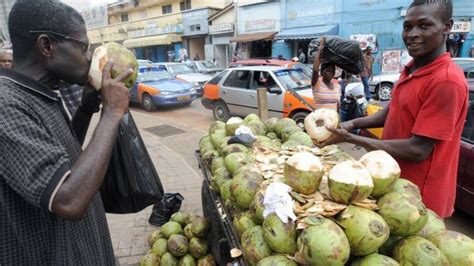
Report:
378,235,402,256
210,166,231,193
230,170,263,209
328,160,374,204
148,229,161,246
161,221,184,238
225,199,245,218
392,236,449,265
217,136,232,156
233,211,257,238
197,255,215,266
241,226,272,266
225,117,244,136
244,113,261,123
416,209,446,238
199,135,214,154
287,131,313,147
257,255,297,266
208,121,225,135
262,213,297,254
274,118,297,138
252,136,280,150
202,149,219,162
377,191,428,237
210,157,224,175
189,237,208,259
140,252,160,266
161,252,179,266
152,238,169,257
359,150,401,198
296,216,350,266
281,126,302,143
191,217,209,238
224,152,255,175
350,253,399,266
249,191,265,225
263,117,279,133
184,214,201,225
178,254,196,266
390,178,422,200
221,143,249,157
265,132,278,140
247,120,267,136
184,224,194,240
284,151,324,195
167,234,189,257
210,129,227,149
427,230,474,266
170,212,190,226
336,205,390,256
304,108,340,143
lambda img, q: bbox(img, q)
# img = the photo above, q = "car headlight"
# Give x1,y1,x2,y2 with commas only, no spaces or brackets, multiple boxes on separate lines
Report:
159,91,173,96
193,82,200,87
190,87,196,93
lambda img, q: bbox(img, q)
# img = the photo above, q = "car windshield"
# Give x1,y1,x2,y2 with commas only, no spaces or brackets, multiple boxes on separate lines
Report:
195,61,217,70
137,71,173,83
274,69,311,91
454,60,474,71
290,63,313,77
169,64,195,74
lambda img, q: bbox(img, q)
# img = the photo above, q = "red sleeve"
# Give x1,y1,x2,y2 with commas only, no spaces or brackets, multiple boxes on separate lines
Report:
412,80,466,141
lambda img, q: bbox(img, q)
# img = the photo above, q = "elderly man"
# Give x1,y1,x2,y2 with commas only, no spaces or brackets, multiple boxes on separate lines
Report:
0,49,13,68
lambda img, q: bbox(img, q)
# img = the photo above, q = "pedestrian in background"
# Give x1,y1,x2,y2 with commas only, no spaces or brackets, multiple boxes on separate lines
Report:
360,46,374,101
322,0,467,218
298,48,306,63
194,53,200,60
0,49,13,68
0,0,133,264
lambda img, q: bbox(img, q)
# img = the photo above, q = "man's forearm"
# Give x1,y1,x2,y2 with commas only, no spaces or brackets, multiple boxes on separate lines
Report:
52,111,121,219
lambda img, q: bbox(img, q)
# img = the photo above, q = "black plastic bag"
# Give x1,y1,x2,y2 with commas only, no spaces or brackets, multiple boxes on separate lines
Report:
308,36,364,75
100,111,164,214
148,193,184,226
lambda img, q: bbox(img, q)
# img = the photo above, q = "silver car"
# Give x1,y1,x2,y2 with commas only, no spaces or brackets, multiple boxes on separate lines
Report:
156,62,213,96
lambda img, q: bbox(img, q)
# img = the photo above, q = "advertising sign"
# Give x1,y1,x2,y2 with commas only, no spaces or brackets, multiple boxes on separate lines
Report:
350,34,377,52
81,5,108,29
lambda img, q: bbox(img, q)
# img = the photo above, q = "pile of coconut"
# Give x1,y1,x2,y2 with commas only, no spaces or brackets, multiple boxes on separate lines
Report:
141,212,215,266
199,110,474,266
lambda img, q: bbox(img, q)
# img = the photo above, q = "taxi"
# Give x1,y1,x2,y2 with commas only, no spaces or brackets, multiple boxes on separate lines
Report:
201,66,315,126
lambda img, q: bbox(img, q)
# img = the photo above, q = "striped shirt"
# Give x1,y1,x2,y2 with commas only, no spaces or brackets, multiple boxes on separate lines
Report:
312,78,341,111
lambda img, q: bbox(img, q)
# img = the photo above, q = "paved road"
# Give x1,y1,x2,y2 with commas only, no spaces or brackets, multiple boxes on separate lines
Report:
129,100,474,238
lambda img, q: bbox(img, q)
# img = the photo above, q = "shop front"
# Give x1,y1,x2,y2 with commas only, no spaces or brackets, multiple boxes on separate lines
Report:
123,34,183,62
182,8,219,61
208,3,235,68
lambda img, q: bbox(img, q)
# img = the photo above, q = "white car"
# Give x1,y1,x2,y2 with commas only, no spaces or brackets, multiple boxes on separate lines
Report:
156,62,213,96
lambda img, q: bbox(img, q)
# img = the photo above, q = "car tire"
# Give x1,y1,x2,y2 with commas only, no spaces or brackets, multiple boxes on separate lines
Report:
141,93,156,112
291,111,310,129
376,82,393,101
212,101,230,122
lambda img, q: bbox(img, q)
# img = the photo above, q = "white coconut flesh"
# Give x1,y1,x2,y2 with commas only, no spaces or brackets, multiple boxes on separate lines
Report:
329,161,373,187
359,150,400,180
304,108,339,143
227,117,243,125
88,45,108,90
286,151,323,172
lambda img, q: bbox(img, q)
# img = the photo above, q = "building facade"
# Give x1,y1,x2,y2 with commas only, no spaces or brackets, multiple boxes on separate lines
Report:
0,0,15,48
208,3,235,67
182,7,220,61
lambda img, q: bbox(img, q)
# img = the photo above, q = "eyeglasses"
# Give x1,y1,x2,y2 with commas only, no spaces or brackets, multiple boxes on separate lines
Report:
29,30,90,52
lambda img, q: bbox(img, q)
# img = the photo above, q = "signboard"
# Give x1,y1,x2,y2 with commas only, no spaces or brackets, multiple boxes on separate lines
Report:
245,19,276,32
81,5,108,29
381,50,408,73
209,23,234,34
128,24,182,39
452,21,471,33
350,34,377,52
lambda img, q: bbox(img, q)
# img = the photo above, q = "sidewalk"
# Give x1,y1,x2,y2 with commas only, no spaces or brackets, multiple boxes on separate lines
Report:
86,110,207,265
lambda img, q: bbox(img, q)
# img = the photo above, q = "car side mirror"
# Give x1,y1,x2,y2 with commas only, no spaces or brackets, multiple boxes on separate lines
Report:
267,87,282,95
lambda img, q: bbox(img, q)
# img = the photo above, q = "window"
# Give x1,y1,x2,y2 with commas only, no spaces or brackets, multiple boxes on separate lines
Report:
190,24,201,32
162,4,172,14
251,71,276,90
180,0,191,11
223,70,250,89
121,13,129,22
208,71,228,85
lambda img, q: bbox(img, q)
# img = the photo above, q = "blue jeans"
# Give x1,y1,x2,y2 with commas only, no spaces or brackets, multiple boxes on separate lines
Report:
361,76,371,100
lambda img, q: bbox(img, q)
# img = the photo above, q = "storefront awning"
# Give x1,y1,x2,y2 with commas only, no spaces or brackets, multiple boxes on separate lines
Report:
275,25,339,40
123,34,182,48
230,31,277,43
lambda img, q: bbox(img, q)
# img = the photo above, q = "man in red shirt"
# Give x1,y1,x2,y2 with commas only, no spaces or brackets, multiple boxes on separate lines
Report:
322,0,468,218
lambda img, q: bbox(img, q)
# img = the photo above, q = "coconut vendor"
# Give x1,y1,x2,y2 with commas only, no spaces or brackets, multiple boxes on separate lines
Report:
0,0,133,264
319,0,468,218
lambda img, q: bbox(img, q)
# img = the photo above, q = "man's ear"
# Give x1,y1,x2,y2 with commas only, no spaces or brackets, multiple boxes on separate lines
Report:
444,19,454,35
36,34,55,58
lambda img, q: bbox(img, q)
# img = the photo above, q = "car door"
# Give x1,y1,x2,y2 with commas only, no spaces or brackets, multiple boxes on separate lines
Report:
248,70,285,118
221,69,252,117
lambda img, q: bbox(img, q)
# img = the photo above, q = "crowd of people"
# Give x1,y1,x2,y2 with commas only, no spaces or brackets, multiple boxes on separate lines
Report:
0,0,468,264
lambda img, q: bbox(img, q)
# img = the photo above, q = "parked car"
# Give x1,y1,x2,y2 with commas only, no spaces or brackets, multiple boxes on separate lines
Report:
130,67,198,111
369,57,474,101
230,59,313,78
201,66,314,126
156,62,212,96
189,60,224,75
360,61,474,216
137,59,154,67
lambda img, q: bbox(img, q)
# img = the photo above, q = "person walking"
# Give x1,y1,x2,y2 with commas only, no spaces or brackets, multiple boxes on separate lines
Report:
360,46,374,101
298,48,306,63
0,0,133,264
321,0,468,218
